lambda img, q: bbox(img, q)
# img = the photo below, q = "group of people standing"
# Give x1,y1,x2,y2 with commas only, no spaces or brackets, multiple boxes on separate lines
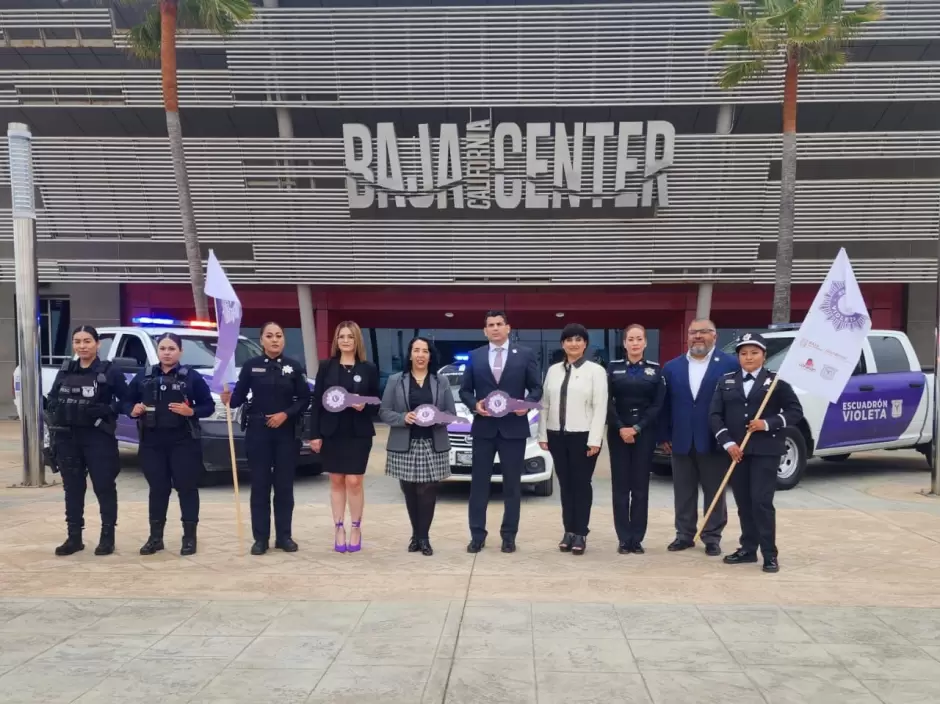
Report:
536,317,803,573
47,312,802,573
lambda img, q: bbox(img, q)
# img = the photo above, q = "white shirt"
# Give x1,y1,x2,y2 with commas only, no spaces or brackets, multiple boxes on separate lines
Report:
537,359,608,448
687,349,713,400
488,342,510,375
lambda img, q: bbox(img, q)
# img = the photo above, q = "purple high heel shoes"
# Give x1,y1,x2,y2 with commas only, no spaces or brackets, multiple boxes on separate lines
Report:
348,520,362,553
334,521,347,553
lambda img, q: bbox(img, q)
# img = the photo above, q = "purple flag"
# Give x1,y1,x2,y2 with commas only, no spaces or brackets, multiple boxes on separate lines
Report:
204,250,242,394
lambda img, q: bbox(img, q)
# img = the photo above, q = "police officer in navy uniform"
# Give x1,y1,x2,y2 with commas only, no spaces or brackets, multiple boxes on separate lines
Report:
125,333,215,556
221,322,311,555
709,332,803,573
47,325,128,557
607,324,666,554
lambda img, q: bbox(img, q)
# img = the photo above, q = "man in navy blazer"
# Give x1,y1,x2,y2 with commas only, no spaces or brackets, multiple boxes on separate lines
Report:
661,318,738,555
459,310,542,554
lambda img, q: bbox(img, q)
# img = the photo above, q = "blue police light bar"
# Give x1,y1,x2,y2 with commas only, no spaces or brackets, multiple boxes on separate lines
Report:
767,323,801,331
132,316,217,329
453,354,470,361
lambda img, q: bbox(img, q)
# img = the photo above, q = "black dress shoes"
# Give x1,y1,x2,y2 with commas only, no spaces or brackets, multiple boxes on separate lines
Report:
250,540,268,555
723,548,758,565
763,556,780,573
275,538,298,552
631,543,645,554
570,535,585,555
667,539,694,552
705,543,722,557
618,541,631,555
559,532,575,552
467,539,485,553
501,539,516,553
417,538,434,556
408,537,420,553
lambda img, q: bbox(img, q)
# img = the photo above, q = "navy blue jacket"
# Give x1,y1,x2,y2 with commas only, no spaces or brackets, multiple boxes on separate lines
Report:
458,343,542,440
123,364,216,420
661,349,738,455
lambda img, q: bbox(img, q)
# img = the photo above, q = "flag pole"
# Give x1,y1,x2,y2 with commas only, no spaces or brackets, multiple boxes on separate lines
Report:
210,298,246,554
694,376,780,543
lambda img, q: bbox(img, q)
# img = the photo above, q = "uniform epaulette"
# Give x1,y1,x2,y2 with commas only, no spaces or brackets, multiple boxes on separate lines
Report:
722,371,736,377
646,360,660,366
610,359,625,365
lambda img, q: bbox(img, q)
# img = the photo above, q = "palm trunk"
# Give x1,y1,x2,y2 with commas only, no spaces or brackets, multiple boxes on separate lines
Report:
161,0,208,319
772,50,799,324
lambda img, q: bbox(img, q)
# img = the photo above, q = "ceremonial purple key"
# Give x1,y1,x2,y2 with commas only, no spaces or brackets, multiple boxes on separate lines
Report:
322,385,381,413
483,390,541,418
412,404,462,427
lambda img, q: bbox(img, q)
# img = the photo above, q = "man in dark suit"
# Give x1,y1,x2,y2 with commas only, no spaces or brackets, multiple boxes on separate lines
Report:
459,310,543,553
660,318,738,555
710,332,803,573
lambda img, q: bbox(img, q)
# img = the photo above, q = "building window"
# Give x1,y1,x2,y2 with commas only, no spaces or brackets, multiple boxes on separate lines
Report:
39,298,71,365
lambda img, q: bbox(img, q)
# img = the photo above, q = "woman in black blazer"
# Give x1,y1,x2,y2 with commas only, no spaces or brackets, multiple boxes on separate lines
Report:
309,320,379,553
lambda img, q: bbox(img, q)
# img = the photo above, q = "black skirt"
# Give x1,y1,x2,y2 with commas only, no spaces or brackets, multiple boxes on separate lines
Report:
321,436,373,475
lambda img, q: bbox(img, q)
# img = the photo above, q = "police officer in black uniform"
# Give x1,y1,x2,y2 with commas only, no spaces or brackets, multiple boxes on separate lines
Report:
709,332,803,573
47,325,128,556
221,322,311,555
125,333,215,556
607,324,666,554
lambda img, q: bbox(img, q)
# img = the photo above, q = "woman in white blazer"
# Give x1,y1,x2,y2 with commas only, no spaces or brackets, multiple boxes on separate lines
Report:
537,323,608,555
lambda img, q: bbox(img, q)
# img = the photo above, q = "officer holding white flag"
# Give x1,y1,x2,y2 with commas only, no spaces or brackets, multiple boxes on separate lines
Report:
709,333,803,573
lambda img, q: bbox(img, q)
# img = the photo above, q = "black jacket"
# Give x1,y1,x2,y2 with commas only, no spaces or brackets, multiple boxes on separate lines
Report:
308,358,380,439
708,368,804,457
458,344,542,440
606,359,666,435
228,354,311,421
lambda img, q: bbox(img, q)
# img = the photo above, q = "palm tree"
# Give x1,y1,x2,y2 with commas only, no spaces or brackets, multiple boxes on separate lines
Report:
123,0,254,318
710,0,883,323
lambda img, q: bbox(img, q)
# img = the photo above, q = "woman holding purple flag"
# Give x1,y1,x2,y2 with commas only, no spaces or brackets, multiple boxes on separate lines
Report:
222,322,311,556
308,321,379,553
379,337,457,556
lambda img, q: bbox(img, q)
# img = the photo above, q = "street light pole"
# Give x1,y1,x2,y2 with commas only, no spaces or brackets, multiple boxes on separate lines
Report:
933,216,940,494
8,123,44,487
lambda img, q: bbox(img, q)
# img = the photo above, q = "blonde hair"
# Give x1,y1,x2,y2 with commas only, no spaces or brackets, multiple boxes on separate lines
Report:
331,320,367,362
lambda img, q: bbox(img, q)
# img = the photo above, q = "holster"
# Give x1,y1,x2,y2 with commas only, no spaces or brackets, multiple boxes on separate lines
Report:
240,402,252,431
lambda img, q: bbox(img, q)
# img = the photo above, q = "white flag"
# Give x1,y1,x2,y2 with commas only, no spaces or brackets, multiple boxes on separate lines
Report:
776,248,871,404
205,250,240,304
204,250,242,393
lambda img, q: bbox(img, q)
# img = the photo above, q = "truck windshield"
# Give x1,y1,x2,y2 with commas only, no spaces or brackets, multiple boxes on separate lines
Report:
152,335,262,369
721,337,794,372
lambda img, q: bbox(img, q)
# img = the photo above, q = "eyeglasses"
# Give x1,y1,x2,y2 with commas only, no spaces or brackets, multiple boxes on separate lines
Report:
688,328,716,336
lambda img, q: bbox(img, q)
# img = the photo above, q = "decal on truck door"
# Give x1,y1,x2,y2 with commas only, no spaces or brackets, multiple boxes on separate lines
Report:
816,371,925,450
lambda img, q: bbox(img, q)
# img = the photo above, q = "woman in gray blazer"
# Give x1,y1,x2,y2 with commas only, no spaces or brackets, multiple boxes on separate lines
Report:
380,337,457,556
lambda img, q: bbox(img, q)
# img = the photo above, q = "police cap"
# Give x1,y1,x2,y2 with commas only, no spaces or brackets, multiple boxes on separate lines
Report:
734,332,767,352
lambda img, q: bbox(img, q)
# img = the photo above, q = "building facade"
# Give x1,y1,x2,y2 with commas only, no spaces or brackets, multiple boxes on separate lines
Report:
0,0,938,401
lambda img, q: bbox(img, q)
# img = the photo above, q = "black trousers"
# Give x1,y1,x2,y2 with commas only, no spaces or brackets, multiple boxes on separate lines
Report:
671,450,728,544
731,454,779,557
469,434,525,541
547,431,598,537
139,430,203,524
608,430,655,544
401,480,438,539
245,424,298,542
55,429,120,528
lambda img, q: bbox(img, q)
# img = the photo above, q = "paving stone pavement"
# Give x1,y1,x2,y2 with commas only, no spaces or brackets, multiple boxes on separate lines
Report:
4,423,940,702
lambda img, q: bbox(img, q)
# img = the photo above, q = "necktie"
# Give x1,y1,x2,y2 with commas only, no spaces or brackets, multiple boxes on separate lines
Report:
744,373,755,382
493,347,504,383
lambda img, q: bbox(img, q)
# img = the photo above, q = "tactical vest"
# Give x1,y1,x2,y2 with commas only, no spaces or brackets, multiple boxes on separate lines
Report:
140,365,192,431
52,360,113,428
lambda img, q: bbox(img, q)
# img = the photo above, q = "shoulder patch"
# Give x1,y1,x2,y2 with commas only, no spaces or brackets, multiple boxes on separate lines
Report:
646,360,660,366
722,371,736,377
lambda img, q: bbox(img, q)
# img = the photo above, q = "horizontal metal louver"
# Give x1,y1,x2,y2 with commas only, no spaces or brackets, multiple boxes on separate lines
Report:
0,130,936,285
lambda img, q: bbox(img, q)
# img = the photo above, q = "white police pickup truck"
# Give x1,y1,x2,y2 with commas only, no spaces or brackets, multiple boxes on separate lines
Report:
711,329,934,490
12,318,320,479
437,364,554,496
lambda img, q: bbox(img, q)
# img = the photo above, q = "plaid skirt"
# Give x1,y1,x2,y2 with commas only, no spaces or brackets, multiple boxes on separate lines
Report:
385,438,452,483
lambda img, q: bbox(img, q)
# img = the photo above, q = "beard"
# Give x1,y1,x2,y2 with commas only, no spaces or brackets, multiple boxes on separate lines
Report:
689,343,709,357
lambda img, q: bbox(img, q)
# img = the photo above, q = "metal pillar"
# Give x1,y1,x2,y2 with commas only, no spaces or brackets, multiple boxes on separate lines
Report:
696,282,714,321
9,123,44,486
932,228,940,493
297,284,318,375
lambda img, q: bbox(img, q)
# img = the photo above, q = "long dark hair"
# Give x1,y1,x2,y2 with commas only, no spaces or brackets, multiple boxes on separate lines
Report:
404,336,440,374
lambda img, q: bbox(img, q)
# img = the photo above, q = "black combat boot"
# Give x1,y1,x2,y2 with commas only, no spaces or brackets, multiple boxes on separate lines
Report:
95,525,115,556
180,521,197,556
55,524,84,556
139,521,166,555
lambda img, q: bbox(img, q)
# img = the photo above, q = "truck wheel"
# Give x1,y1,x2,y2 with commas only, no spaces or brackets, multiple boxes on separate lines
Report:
822,454,851,463
533,477,554,497
777,428,807,491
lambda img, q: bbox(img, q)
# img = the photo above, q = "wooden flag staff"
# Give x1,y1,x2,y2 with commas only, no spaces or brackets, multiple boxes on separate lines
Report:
693,375,780,544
